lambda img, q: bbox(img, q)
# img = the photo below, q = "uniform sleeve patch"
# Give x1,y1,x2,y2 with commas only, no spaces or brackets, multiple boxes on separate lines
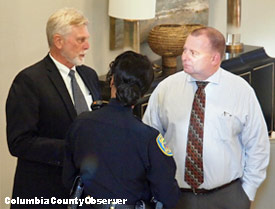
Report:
156,134,173,156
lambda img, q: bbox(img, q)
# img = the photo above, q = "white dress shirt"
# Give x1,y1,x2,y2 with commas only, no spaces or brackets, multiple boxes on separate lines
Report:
49,54,93,111
143,68,270,201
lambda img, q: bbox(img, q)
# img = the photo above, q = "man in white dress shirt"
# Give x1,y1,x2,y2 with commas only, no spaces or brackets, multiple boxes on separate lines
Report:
143,27,270,209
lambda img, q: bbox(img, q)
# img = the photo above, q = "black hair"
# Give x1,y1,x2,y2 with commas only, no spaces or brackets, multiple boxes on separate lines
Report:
106,51,154,106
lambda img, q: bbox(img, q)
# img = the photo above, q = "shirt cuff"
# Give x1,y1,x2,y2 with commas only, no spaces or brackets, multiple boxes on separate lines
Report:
242,182,257,201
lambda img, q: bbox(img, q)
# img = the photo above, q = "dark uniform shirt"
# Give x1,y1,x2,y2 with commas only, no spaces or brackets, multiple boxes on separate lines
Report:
63,99,182,208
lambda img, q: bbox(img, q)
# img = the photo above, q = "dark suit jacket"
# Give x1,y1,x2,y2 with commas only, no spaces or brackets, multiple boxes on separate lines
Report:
6,54,101,209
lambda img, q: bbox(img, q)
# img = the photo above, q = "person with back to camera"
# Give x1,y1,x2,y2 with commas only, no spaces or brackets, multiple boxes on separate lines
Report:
143,27,270,209
6,8,101,209
63,51,184,209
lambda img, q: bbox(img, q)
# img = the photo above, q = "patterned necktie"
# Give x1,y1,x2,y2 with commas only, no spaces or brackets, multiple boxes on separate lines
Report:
68,70,89,115
184,81,208,189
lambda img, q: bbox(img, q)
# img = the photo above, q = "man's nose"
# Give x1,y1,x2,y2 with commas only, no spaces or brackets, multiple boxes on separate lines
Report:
83,40,90,50
182,51,188,61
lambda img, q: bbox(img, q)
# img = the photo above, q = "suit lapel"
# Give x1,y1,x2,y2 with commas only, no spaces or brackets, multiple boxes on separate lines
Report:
44,55,77,120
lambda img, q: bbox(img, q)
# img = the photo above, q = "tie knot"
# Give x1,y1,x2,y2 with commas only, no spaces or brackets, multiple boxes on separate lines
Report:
68,70,76,78
196,81,208,89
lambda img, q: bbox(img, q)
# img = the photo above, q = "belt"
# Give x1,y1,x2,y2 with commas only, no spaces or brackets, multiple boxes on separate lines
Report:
180,178,239,195
91,204,135,209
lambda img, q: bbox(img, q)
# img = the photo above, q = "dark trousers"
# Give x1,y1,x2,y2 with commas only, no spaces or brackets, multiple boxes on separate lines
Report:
180,179,251,209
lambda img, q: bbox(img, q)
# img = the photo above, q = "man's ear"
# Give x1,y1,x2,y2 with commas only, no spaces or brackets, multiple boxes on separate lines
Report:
53,34,64,49
211,52,221,66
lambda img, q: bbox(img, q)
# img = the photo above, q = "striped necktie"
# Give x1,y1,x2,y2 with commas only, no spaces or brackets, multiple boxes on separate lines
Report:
184,81,208,189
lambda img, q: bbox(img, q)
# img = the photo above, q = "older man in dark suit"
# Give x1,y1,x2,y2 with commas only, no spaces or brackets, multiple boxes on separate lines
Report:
6,8,101,209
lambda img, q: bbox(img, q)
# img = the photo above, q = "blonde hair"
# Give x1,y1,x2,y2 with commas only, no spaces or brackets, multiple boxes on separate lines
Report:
46,7,88,47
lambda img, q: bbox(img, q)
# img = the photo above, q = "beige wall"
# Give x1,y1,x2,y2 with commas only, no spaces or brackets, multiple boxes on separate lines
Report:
1,0,275,208
251,139,275,209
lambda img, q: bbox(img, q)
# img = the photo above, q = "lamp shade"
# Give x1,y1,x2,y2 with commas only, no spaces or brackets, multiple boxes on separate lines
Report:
108,0,156,20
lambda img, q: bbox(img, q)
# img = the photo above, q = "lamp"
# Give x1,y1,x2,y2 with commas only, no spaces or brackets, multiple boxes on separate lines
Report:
108,0,156,53
226,0,243,52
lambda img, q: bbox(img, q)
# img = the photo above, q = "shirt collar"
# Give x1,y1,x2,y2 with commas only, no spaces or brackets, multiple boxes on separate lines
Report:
187,67,222,85
108,98,132,112
49,53,76,74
